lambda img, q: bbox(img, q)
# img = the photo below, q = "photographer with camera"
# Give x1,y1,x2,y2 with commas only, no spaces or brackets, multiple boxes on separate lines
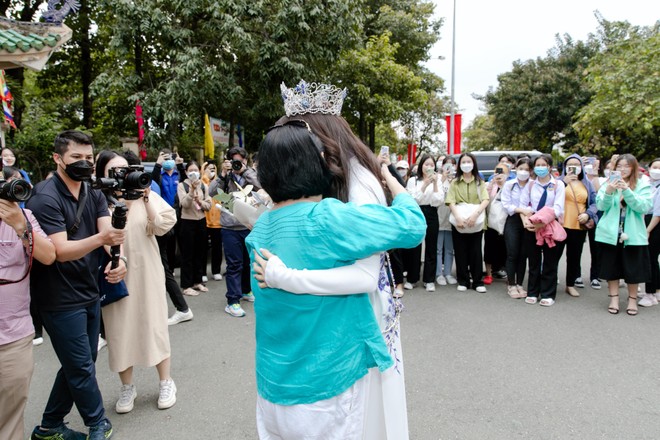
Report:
95,150,178,415
26,130,127,440
0,174,56,440
210,147,261,317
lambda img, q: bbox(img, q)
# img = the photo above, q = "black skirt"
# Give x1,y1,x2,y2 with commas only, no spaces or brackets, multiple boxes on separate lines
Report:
598,242,651,284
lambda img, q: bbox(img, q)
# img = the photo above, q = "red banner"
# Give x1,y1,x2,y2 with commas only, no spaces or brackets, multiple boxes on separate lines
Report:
136,100,146,160
445,114,462,155
407,143,417,166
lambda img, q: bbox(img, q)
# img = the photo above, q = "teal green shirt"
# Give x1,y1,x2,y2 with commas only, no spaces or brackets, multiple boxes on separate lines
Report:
595,181,652,246
245,193,426,405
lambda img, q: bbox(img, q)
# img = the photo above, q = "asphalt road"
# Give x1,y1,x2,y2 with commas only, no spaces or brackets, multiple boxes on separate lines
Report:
24,245,660,439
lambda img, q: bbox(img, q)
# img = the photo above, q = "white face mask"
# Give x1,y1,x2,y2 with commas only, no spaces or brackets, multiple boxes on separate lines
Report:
650,169,660,181
517,170,530,181
188,171,200,181
397,169,408,178
584,164,594,175
460,163,473,174
604,169,611,178
1,159,10,167
208,171,216,178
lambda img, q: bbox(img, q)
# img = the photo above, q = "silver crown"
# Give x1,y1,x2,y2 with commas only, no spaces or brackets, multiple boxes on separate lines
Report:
280,80,347,117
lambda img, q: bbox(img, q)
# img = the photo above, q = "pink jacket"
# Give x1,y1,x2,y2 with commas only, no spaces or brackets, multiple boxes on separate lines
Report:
529,206,567,247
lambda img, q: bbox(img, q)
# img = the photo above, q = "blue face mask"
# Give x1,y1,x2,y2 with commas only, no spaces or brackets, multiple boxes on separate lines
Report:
534,166,549,178
162,160,175,171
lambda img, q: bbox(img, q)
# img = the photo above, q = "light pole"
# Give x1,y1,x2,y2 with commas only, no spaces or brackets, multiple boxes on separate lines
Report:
449,0,456,155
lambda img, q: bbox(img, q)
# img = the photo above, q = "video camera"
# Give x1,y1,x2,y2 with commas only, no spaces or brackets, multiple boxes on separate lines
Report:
0,179,32,202
92,165,152,200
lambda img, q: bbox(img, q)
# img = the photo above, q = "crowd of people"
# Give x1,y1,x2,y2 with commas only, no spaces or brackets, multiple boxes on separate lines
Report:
1,77,659,440
395,150,659,315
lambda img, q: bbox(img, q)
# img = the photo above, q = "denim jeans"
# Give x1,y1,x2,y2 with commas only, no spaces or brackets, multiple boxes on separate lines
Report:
222,228,251,305
40,301,106,428
436,230,454,277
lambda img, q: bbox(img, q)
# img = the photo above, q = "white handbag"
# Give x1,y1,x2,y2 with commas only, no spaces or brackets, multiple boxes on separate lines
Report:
449,203,485,233
487,190,507,235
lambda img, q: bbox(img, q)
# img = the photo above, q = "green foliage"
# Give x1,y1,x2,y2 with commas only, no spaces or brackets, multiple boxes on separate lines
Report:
463,114,497,152
574,19,660,160
482,35,598,153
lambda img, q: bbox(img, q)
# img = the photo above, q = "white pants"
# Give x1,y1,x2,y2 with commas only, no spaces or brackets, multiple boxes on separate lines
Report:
256,375,368,440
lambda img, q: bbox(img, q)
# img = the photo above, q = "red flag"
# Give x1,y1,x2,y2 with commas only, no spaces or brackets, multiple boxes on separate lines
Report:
136,101,146,160
445,114,462,155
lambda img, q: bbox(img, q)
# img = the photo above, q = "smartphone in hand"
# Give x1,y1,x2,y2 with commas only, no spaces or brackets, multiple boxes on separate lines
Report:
379,146,389,157
610,170,622,182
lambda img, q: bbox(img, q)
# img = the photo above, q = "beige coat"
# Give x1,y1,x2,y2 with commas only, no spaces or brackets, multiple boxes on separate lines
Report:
103,192,177,372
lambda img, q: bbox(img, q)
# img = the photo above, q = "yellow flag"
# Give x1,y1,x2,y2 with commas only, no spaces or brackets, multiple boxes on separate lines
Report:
204,114,215,159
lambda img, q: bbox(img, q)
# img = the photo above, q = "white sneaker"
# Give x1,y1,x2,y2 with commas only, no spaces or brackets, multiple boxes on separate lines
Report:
225,304,246,317
655,292,660,302
638,294,658,307
33,336,43,346
202,275,208,283
116,384,137,414
403,282,414,290
457,285,468,292
446,275,458,285
97,336,107,351
475,286,487,293
436,275,447,285
213,273,223,281
168,309,194,326
158,379,177,409
425,282,435,292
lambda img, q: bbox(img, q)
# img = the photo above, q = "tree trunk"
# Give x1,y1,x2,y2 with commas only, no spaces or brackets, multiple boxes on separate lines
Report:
80,0,93,128
368,120,376,151
358,112,367,144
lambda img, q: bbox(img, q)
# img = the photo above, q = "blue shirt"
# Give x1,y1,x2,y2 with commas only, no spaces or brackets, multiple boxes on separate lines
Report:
159,169,179,207
245,194,426,405
519,177,565,220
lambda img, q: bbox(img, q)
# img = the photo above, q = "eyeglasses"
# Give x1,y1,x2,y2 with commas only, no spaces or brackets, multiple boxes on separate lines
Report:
266,119,312,134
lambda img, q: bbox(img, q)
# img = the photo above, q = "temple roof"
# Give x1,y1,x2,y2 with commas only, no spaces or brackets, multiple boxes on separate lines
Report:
0,17,72,71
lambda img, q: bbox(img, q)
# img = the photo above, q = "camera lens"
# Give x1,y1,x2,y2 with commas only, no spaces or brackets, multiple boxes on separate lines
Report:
124,171,152,190
231,160,243,171
0,179,32,202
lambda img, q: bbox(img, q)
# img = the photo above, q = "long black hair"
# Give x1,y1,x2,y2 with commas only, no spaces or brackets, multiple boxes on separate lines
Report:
415,154,436,180
455,152,483,183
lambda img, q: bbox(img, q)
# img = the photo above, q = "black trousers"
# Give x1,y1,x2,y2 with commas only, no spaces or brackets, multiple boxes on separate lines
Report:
504,215,526,286
646,215,660,293
420,206,439,283
403,244,422,284
207,227,224,275
557,228,587,287
390,249,404,285
587,226,601,282
484,227,506,270
525,230,564,299
451,227,484,289
156,234,189,312
178,218,208,289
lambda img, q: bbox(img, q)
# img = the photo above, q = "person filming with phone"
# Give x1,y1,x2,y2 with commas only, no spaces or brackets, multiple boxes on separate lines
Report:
595,154,652,316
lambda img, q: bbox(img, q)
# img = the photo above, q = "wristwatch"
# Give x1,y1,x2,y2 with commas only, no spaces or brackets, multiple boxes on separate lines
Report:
16,229,29,240
119,256,128,266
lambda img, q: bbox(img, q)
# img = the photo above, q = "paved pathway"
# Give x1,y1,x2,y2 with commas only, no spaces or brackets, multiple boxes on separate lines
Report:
24,250,660,439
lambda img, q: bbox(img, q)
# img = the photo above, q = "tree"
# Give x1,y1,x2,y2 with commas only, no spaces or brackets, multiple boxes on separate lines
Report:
481,35,598,153
574,19,660,159
463,114,497,152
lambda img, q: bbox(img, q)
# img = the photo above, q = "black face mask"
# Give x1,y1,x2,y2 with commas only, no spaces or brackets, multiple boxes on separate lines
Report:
62,160,94,182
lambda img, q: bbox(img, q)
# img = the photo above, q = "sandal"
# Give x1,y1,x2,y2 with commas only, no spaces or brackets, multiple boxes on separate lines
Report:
608,294,619,315
627,295,638,316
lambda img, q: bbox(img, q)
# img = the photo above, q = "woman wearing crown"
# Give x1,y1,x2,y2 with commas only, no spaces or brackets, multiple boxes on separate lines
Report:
252,81,414,439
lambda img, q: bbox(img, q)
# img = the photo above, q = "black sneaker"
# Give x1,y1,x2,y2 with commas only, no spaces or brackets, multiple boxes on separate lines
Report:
31,423,86,440
591,279,602,290
494,270,508,279
574,277,585,288
88,419,113,440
